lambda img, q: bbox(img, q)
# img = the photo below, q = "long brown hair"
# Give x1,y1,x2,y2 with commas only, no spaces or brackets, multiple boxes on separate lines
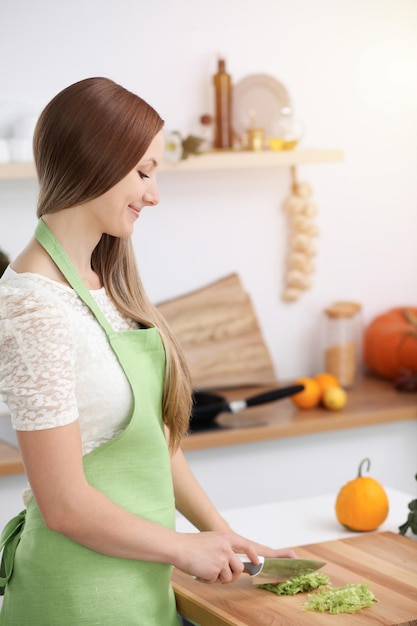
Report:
33,77,191,450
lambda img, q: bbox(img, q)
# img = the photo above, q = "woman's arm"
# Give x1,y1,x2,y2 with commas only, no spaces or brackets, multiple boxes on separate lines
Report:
17,422,264,584
170,438,297,563
170,437,231,532
17,422,179,563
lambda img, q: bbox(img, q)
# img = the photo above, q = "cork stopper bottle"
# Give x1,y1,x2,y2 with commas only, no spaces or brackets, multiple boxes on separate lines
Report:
213,58,233,149
321,302,363,388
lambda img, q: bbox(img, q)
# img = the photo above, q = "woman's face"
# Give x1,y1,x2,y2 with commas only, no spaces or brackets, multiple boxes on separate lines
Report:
87,129,164,238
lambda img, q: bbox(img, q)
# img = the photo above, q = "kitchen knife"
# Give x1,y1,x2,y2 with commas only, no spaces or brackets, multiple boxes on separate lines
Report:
238,555,326,583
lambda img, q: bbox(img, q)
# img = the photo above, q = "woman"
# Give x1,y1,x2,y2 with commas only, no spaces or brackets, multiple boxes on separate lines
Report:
0,77,294,625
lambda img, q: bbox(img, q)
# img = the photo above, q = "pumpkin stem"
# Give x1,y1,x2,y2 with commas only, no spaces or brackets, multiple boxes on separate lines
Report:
397,330,417,356
358,457,370,478
403,309,417,328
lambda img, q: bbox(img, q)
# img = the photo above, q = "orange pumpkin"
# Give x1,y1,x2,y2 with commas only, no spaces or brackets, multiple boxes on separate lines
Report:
364,307,417,379
335,458,389,532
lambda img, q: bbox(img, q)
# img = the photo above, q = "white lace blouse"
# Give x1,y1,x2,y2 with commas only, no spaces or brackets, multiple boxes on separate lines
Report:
0,268,137,503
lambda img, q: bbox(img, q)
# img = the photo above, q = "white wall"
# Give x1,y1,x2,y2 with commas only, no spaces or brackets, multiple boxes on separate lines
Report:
184,420,417,510
0,1,416,516
1,0,417,380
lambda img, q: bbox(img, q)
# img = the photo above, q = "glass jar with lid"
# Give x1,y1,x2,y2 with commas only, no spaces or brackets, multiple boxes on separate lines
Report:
321,301,363,388
267,107,304,151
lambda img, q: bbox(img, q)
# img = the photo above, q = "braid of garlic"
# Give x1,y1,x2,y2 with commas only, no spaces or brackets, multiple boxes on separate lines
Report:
282,167,319,302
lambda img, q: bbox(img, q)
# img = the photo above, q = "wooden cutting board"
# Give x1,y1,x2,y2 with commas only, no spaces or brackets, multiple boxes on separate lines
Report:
172,532,417,625
157,274,277,389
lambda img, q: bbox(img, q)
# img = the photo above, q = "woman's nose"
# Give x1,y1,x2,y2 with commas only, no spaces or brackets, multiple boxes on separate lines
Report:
143,184,159,206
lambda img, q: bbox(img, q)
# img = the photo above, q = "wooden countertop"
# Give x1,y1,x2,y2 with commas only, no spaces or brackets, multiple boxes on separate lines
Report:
182,376,417,451
1,376,416,475
0,440,24,477
173,531,417,625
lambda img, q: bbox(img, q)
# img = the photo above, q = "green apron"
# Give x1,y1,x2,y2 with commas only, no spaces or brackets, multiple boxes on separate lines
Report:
0,219,180,625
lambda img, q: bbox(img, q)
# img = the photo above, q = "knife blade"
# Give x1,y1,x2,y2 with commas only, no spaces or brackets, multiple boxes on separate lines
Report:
238,555,326,583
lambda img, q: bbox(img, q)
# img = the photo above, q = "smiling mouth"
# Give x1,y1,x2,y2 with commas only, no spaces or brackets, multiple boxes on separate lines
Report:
128,205,141,218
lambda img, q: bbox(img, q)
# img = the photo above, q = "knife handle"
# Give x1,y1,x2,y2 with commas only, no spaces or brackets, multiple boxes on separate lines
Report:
237,554,264,576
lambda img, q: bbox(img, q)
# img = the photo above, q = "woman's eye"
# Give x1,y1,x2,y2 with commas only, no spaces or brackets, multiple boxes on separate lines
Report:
138,171,150,180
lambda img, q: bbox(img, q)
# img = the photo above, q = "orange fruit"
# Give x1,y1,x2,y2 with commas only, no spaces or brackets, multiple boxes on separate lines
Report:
335,459,389,531
336,477,389,531
291,377,321,409
314,372,340,397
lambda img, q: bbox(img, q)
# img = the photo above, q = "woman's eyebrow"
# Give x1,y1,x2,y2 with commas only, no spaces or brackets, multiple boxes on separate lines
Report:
141,158,158,167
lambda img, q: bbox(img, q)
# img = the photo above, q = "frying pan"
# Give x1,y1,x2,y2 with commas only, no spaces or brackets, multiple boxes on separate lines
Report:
190,384,304,431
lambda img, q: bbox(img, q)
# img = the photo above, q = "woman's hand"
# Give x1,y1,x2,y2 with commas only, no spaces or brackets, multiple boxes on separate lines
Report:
174,530,259,584
173,530,296,585
247,540,297,561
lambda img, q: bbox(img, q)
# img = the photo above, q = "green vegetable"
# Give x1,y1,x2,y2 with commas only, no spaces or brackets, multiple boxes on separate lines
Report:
256,572,330,596
398,473,417,536
303,582,378,614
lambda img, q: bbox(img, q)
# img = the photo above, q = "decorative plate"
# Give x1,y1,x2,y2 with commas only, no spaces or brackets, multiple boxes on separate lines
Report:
232,73,292,140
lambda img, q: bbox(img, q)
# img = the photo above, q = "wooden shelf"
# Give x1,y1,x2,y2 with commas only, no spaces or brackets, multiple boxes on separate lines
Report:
0,440,24,477
182,375,417,452
159,148,344,172
0,148,343,181
0,161,37,180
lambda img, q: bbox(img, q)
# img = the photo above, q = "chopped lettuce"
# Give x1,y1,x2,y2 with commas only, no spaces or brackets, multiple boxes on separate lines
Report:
303,582,379,614
257,574,379,616
256,572,330,595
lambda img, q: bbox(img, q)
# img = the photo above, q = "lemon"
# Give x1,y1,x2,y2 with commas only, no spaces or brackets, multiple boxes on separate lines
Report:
322,386,347,411
268,138,285,151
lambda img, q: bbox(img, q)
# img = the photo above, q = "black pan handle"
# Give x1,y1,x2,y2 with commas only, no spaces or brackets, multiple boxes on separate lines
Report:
192,384,305,419
243,384,305,408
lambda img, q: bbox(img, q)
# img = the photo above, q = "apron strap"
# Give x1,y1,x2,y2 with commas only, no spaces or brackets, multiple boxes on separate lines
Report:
0,510,26,596
35,219,114,336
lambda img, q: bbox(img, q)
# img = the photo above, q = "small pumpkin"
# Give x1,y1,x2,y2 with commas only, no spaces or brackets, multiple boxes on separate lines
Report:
335,458,389,531
364,307,417,379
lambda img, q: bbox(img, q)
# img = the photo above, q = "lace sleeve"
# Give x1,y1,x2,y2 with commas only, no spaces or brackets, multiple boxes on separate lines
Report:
0,280,78,430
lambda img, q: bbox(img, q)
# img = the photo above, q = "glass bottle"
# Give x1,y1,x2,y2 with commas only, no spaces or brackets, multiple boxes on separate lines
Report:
321,302,363,388
213,58,233,149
